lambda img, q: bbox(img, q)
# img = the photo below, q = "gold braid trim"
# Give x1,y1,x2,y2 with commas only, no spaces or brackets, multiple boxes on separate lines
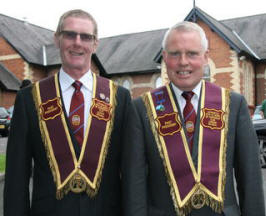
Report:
56,82,118,199
32,80,118,200
215,88,230,211
56,183,70,200
32,83,59,190
141,93,181,215
85,82,118,198
141,87,231,216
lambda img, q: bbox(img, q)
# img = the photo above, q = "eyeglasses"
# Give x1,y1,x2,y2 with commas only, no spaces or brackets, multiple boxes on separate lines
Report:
166,50,201,59
60,30,96,42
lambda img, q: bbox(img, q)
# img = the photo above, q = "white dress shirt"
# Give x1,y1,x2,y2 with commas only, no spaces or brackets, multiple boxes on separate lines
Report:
171,81,202,117
59,69,93,133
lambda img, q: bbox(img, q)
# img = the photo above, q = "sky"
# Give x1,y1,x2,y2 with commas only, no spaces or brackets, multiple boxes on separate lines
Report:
1,0,266,38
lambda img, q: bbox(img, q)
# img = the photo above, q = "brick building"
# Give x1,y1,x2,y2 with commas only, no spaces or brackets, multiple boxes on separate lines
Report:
0,63,20,107
97,7,266,113
0,7,266,113
0,14,106,108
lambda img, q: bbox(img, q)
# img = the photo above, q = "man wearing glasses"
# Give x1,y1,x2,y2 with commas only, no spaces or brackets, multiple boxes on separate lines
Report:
4,9,131,216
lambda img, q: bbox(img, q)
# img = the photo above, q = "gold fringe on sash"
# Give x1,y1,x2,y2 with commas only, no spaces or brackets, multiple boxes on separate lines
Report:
142,93,181,215
84,83,118,198
32,80,118,200
32,83,59,190
141,88,231,216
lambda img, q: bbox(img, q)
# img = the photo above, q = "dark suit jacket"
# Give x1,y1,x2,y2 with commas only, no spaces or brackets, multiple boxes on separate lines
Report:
4,80,131,216
122,86,265,216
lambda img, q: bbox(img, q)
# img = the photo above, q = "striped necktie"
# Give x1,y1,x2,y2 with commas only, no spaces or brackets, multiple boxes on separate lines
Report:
69,80,84,147
182,91,196,151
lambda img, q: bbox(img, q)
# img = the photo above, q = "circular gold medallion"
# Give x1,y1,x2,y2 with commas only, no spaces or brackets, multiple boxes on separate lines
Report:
191,189,206,209
69,174,86,193
186,121,195,133
72,115,81,126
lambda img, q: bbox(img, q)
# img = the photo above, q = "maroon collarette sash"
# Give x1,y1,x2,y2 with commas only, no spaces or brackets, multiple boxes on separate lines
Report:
142,81,230,215
32,73,117,199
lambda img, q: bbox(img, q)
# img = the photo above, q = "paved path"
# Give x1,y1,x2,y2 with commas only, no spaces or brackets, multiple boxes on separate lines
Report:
0,137,7,154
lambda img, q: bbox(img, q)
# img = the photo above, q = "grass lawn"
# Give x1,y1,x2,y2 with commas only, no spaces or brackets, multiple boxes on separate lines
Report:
0,154,6,173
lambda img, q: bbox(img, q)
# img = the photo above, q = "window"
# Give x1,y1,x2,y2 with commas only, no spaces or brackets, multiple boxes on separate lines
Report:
203,65,210,81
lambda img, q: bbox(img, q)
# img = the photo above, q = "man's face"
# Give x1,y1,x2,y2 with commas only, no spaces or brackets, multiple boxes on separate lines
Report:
162,29,208,91
54,17,98,75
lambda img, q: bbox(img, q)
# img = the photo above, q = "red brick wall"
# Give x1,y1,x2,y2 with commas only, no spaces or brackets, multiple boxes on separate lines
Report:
132,73,153,84
0,37,26,81
47,66,60,77
2,58,25,81
198,21,234,90
1,24,266,108
91,61,100,75
213,72,234,89
132,87,153,98
0,91,16,108
199,21,232,68
110,73,158,98
131,74,154,98
0,37,16,55
30,64,48,82
256,63,266,104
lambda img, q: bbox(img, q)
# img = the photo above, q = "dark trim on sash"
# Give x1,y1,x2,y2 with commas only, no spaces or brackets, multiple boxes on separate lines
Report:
142,80,230,215
32,73,117,199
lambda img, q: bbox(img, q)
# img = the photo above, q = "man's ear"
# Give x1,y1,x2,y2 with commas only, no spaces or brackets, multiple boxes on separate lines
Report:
203,49,209,64
54,34,60,48
92,39,99,53
162,50,167,61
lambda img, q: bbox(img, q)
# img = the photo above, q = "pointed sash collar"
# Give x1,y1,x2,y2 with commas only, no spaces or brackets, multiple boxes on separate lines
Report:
142,81,230,215
32,73,117,199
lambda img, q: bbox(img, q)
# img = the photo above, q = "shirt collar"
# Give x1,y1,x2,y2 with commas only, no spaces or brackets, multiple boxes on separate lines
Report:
171,80,202,100
59,68,93,92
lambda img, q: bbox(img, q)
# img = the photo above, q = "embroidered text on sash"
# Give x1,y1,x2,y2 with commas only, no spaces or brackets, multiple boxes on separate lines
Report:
33,73,117,199
142,81,230,215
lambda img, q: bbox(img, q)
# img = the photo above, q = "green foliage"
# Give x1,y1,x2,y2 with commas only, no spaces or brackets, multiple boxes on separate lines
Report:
0,154,6,173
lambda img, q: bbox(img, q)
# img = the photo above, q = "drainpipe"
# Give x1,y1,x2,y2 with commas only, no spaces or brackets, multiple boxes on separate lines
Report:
42,45,47,66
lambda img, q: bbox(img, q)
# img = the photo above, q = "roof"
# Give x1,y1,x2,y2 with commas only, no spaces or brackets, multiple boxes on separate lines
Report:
185,7,262,59
45,43,61,65
1,9,266,77
222,13,266,59
0,63,21,91
96,29,164,75
0,14,55,65
97,7,266,75
0,13,107,76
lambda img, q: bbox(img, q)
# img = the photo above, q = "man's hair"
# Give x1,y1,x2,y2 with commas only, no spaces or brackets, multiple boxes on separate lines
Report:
55,9,98,39
20,79,31,89
162,21,208,51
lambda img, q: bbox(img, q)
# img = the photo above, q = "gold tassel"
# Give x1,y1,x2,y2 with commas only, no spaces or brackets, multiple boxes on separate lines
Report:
32,83,59,189
142,93,182,216
86,82,118,198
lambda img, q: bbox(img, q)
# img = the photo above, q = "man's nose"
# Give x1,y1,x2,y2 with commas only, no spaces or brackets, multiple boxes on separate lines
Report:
73,35,82,44
180,54,189,65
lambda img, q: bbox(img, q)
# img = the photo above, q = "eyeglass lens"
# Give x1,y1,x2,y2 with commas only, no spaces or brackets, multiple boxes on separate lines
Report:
61,31,95,41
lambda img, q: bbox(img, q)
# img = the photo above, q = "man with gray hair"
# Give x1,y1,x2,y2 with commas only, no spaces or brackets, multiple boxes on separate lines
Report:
122,21,264,216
